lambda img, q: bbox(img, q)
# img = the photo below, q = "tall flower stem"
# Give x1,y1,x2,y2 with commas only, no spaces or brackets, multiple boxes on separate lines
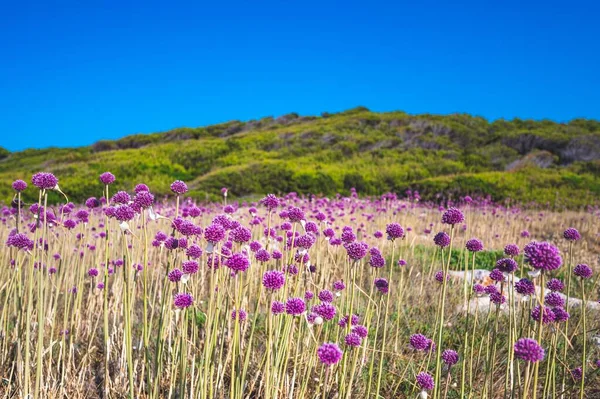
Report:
532,272,544,399
579,279,586,399
35,191,48,398
560,241,573,398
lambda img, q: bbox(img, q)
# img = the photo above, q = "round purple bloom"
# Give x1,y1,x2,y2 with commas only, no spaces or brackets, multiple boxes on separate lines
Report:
435,271,448,283
374,278,389,293
442,349,459,366
134,191,154,208
182,260,199,275
99,172,115,185
263,270,285,291
490,291,506,305
489,268,505,282
114,205,135,221
111,191,131,205
12,180,27,192
352,325,368,338
271,301,285,314
515,278,536,296
287,207,305,222
466,238,483,252
230,226,252,243
85,197,101,208
524,241,562,271
573,263,592,279
552,306,570,323
504,244,520,257
285,297,306,316
434,232,451,248
496,258,518,274
545,292,565,307
416,372,434,391
571,367,583,381
255,249,271,262
344,332,362,347
231,309,247,322
338,314,360,328
410,334,430,351
546,278,564,292
173,293,193,309
345,241,368,261
170,180,188,195
88,268,99,277
168,268,183,282
204,224,226,244
385,223,405,240
317,343,343,365
225,253,250,273
32,172,58,190
186,244,203,259
318,290,334,303
260,194,280,211
531,305,555,324
441,207,464,225
563,228,581,241
521,230,531,238
134,183,149,193
333,280,345,291
514,338,545,362
473,284,485,295
368,252,386,268
313,303,336,320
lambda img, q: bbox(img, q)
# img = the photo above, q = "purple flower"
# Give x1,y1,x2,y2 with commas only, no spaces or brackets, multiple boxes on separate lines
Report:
317,343,343,365
225,253,250,273
6,233,34,251
385,223,405,240
521,230,530,238
88,268,99,277
182,260,199,275
489,268,505,282
263,270,285,291
524,241,562,271
571,367,583,381
473,284,485,295
204,224,226,244
134,183,149,193
442,349,459,366
546,278,564,292
170,180,188,195
515,278,536,296
435,271,448,283
333,280,345,291
168,268,183,282
368,250,386,268
344,332,362,347
230,226,252,243
134,191,154,208
260,194,280,211
504,244,520,257
186,244,203,259
111,191,131,205
374,278,389,293
410,334,430,351
466,238,483,252
318,290,334,303
490,291,506,305
32,172,58,190
12,180,27,192
441,207,464,225
563,228,581,241
552,306,570,323
573,263,592,279
271,301,285,314
338,314,360,328
352,325,368,338
545,292,565,308
255,249,271,262
285,297,306,315
496,258,518,274
345,241,368,261
416,372,434,391
231,309,247,322
531,305,555,324
85,197,101,208
434,232,451,248
514,338,545,362
173,293,193,309
287,207,305,222
313,303,336,320
114,205,135,221
99,172,116,185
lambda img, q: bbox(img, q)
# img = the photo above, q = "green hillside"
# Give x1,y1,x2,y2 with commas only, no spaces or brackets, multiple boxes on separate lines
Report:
2,106,600,207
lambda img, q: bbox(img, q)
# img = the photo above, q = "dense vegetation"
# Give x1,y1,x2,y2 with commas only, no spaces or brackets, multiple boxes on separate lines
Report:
2,107,599,206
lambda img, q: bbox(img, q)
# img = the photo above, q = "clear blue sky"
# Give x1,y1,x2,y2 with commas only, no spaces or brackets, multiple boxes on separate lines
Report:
1,0,599,151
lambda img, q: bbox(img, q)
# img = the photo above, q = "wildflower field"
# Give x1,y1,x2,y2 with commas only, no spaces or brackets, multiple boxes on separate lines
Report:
1,172,599,398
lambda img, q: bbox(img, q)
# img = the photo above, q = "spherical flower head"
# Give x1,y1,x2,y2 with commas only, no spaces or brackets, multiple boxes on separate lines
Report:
515,278,536,296
489,268,505,282
111,191,131,205
552,306,570,323
85,197,101,208
434,271,448,283
63,219,77,229
574,263,593,279
114,205,135,221
333,280,345,291
466,238,483,252
318,290,334,303
416,372,434,391
260,194,280,211
563,228,581,241
271,250,283,260
99,172,115,185
410,334,430,351
12,179,27,192
231,309,247,322
369,253,386,268
173,293,193,309
287,207,305,223
546,278,564,292
341,229,356,243
134,191,154,208
338,314,360,328
571,367,583,381
313,303,336,320
442,349,459,366
496,258,518,274
352,325,368,338
434,232,451,248
285,297,306,316
344,332,362,347
134,183,149,193
473,284,485,295
168,268,183,282
521,230,530,238
32,172,58,190
524,241,562,271
514,338,545,362
182,260,199,275
490,291,506,305
271,301,285,314
88,268,99,277
186,244,203,259
230,226,252,243
304,290,314,300
545,292,565,308
263,270,285,291
255,248,271,262
204,224,226,244
374,278,389,293
504,244,520,257
485,285,498,295
385,223,405,240
225,253,250,273
345,241,368,261
249,240,262,252
531,305,555,324
170,180,188,195
441,207,464,225
398,259,407,267
317,343,343,365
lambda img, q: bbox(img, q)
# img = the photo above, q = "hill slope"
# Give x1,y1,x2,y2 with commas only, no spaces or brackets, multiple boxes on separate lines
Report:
2,107,600,207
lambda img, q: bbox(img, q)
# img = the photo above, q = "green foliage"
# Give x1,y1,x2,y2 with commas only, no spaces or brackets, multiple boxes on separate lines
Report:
1,108,599,206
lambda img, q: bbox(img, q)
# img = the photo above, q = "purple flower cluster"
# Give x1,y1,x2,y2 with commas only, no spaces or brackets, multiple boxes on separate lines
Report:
574,263,593,279
32,172,58,190
433,232,451,248
385,223,404,240
524,241,562,271
441,207,464,225
317,343,343,365
466,238,483,252
514,338,545,362
563,227,581,241
262,270,285,291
